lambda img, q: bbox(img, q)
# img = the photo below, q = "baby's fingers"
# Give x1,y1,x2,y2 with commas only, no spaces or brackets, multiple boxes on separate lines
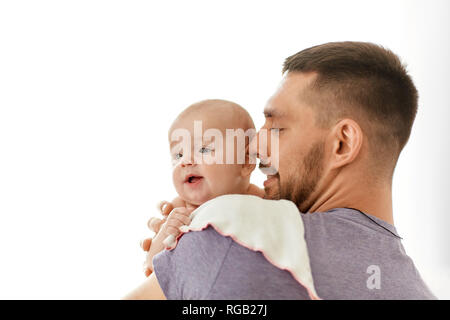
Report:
163,234,176,248
167,212,192,226
162,224,185,249
144,267,152,277
157,201,174,217
147,216,165,233
162,211,193,248
164,224,183,238
140,238,152,252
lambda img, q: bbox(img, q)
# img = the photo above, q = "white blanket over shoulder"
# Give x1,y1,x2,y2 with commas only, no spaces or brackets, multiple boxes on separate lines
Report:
170,194,320,300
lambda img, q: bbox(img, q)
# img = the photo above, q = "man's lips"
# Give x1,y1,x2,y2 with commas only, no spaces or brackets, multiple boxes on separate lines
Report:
263,175,278,187
259,164,278,176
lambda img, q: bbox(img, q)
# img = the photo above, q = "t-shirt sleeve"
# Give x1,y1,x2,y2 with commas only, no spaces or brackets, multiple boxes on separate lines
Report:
152,226,233,299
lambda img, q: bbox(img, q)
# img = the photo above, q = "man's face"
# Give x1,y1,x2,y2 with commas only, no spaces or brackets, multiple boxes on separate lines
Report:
258,72,327,212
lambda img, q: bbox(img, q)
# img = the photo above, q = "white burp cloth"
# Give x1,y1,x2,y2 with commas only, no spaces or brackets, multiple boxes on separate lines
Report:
166,194,320,300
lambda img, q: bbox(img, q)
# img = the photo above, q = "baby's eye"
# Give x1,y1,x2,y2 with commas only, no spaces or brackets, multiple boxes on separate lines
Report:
199,147,212,154
173,152,183,160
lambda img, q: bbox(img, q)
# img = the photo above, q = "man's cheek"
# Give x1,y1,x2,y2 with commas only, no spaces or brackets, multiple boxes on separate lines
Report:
273,153,287,176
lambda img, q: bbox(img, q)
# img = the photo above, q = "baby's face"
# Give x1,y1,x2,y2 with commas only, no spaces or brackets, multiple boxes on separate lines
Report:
169,113,251,206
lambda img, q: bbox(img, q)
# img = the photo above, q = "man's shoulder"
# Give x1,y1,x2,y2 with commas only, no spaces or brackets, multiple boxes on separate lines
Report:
153,226,234,299
177,225,233,249
300,207,401,239
299,208,437,299
175,226,311,299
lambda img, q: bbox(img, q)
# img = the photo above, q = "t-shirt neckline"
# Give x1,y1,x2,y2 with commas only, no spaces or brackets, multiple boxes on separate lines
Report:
328,207,402,239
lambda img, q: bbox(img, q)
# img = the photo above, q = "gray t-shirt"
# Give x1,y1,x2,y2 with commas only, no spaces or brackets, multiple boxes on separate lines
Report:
153,206,436,299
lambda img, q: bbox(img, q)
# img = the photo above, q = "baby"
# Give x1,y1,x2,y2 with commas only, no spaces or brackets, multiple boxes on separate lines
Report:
144,99,264,273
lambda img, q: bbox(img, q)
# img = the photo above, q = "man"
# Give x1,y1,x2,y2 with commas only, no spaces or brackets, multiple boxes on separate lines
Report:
125,41,436,299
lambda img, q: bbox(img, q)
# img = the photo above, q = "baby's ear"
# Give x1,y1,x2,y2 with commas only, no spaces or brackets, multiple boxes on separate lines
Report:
241,144,257,178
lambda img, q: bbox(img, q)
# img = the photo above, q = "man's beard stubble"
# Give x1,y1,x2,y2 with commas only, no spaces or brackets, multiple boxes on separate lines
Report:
264,141,325,213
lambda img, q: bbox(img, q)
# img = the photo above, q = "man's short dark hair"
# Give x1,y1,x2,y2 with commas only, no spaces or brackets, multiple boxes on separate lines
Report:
283,41,418,178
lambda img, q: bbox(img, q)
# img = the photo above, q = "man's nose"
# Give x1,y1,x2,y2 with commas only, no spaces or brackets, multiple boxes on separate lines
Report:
249,134,258,158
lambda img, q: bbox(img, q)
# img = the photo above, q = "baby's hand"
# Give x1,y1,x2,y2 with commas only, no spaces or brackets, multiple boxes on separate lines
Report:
145,207,194,272
160,207,194,247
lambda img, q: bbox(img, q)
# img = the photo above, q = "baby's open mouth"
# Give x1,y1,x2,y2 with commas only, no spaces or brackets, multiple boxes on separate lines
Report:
184,174,204,184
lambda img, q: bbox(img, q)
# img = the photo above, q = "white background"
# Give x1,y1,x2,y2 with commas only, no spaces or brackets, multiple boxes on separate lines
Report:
0,0,449,299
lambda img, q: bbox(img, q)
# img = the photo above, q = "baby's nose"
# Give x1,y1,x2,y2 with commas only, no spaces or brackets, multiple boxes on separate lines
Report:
180,155,195,167
181,161,192,167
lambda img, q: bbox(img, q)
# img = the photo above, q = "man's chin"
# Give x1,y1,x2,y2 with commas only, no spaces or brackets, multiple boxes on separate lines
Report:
263,186,281,200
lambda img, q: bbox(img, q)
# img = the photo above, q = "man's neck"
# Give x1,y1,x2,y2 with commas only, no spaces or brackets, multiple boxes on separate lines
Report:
307,178,394,225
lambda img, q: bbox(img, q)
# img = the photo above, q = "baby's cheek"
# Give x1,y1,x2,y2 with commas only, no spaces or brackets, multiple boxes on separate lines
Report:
207,165,238,194
172,167,184,194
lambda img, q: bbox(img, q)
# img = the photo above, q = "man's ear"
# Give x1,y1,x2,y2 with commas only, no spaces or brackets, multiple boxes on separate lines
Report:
329,118,363,170
241,144,257,178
